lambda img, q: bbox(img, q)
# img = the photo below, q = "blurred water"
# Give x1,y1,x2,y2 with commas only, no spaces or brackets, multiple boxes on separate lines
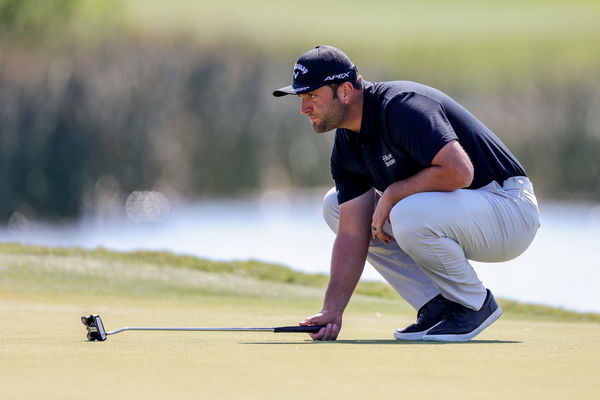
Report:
2,191,599,314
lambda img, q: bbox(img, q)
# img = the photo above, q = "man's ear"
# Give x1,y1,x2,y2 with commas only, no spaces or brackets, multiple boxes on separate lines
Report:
341,82,353,103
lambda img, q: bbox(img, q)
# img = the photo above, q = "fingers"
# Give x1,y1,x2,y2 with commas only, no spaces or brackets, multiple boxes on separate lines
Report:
308,323,340,341
300,312,341,341
372,193,394,244
371,224,391,244
308,329,323,340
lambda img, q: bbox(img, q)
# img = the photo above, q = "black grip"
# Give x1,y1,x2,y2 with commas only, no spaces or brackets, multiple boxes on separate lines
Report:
273,325,326,333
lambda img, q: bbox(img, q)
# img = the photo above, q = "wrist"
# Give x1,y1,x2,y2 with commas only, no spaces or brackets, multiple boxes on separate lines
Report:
378,191,395,211
321,307,344,317
383,186,404,209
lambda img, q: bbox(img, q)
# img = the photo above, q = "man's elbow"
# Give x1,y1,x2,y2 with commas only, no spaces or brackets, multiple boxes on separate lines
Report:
447,163,474,189
433,141,474,190
459,163,474,188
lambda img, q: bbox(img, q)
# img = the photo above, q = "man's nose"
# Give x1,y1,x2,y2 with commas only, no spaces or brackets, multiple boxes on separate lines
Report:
300,98,311,115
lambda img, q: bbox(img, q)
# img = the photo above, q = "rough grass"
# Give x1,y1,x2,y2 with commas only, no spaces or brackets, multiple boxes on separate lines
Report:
1,243,598,322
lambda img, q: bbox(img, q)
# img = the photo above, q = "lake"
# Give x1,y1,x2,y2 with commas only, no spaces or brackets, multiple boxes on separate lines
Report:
2,189,599,314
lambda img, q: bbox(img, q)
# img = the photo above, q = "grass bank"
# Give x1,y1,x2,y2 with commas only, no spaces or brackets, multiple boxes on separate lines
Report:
1,243,598,322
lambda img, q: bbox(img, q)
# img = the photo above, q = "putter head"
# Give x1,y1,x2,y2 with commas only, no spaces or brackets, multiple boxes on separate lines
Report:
81,314,107,341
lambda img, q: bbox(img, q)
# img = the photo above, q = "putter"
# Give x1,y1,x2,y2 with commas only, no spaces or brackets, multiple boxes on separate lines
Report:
81,314,326,341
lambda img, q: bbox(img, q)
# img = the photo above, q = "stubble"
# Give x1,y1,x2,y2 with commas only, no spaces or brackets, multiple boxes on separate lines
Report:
310,99,348,134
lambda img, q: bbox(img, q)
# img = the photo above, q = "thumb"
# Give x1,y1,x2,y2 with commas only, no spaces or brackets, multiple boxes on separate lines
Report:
299,313,324,325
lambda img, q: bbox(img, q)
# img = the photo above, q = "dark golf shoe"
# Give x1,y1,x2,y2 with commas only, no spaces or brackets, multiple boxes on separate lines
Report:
394,294,454,340
423,289,502,342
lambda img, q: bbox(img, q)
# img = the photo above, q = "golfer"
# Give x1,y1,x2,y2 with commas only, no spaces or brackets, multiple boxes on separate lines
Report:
273,45,540,342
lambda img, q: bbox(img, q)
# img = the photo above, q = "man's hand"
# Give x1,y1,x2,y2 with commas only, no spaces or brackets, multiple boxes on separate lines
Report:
299,310,342,341
371,194,393,244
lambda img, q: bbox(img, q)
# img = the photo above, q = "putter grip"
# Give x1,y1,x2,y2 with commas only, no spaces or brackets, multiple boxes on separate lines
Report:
273,325,326,333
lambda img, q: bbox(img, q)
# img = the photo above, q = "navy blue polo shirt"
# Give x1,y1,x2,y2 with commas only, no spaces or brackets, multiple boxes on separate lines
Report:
331,81,526,204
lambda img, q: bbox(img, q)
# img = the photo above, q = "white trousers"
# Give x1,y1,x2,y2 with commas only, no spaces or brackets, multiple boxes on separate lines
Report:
322,177,540,311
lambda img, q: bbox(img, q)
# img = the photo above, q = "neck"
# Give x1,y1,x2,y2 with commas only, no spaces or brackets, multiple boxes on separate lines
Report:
340,89,364,132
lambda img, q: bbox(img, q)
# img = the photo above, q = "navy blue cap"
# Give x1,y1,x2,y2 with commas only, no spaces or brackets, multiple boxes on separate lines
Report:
273,45,358,97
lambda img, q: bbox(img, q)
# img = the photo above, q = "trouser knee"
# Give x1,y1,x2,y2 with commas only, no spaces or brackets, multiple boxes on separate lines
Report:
322,187,340,233
389,196,431,251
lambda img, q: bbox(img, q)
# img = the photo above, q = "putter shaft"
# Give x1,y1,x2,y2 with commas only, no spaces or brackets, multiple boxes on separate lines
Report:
82,314,324,341
107,327,275,335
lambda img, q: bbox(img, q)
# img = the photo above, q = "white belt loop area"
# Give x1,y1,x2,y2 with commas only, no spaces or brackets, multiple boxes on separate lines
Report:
502,176,533,192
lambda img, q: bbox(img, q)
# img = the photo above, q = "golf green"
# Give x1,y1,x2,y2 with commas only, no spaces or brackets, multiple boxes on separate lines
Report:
1,245,598,399
2,294,599,399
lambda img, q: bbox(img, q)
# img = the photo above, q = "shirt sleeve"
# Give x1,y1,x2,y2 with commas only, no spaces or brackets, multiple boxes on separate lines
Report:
385,93,458,165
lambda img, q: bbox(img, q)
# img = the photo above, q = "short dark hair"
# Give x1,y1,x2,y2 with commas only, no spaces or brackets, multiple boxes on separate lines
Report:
330,75,364,99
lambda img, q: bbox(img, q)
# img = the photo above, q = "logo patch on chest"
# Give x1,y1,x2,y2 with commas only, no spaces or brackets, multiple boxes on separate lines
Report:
382,153,396,167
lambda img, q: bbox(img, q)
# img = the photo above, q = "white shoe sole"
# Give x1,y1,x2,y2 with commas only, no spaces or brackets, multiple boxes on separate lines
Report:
422,307,503,342
394,321,443,341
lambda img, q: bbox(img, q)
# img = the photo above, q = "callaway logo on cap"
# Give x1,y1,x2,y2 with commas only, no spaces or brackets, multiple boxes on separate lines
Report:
273,45,358,97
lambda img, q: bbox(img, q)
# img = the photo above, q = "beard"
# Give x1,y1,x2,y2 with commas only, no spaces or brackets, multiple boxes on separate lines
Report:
309,99,348,133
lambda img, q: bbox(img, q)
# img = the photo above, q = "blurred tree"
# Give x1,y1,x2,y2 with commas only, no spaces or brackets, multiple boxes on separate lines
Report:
0,0,78,39
1,1,599,222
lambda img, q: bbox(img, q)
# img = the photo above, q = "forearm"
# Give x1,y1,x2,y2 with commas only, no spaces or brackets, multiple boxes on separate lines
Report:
384,165,454,204
381,151,474,211
370,142,474,244
322,232,370,314
299,189,373,340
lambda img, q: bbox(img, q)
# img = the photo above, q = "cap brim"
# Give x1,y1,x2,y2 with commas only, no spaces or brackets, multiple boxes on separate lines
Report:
273,85,296,97
272,83,324,97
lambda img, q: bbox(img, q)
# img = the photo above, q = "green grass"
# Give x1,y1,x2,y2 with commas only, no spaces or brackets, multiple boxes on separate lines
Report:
117,0,600,84
1,242,599,399
3,294,599,400
5,0,599,85
121,0,600,45
1,243,598,322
